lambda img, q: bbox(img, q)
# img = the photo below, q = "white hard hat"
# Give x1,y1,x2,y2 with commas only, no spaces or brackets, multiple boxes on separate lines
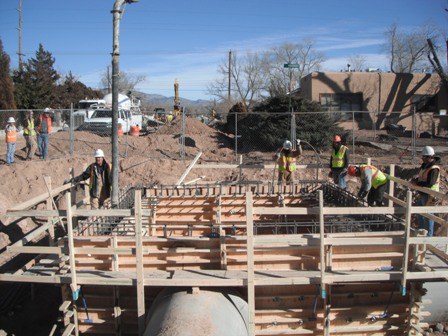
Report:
422,146,435,156
94,149,104,158
283,140,292,150
44,107,52,113
7,117,15,123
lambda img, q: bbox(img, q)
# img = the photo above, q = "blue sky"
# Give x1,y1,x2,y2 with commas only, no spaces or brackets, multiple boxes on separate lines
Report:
1,0,447,100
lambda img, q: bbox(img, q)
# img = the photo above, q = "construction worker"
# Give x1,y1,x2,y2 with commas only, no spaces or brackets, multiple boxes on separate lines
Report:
347,164,388,206
411,146,441,237
329,135,349,190
5,117,17,166
67,149,112,209
23,110,36,160
166,111,173,124
274,139,302,183
36,108,53,160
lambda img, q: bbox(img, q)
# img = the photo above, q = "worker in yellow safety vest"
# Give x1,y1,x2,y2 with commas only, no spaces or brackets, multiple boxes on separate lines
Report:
347,164,388,206
5,117,17,166
274,139,302,183
23,110,36,160
329,135,349,190
411,146,441,237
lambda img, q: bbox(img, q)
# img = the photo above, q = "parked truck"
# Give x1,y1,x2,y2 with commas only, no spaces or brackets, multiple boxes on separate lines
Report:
79,93,146,135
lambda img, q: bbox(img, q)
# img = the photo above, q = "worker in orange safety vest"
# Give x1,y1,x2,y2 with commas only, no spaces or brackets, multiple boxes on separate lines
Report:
5,117,17,166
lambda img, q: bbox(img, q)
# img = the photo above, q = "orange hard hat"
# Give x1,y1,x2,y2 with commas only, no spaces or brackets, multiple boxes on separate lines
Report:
333,135,342,142
347,165,357,176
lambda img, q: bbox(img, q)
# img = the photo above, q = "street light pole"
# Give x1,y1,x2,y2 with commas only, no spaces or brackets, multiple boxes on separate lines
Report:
111,0,138,207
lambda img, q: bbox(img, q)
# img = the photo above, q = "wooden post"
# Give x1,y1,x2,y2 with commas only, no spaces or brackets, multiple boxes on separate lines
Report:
366,157,371,165
44,175,55,245
220,227,227,270
388,164,395,207
65,192,79,336
239,155,243,181
319,190,326,299
245,192,255,336
82,163,90,206
324,284,331,336
401,190,413,296
135,189,145,336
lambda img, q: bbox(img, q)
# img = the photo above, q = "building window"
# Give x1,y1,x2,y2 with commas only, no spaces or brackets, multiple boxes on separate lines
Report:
411,95,436,112
319,93,363,112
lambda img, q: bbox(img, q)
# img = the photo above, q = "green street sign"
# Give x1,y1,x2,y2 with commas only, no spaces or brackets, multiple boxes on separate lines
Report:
284,63,300,68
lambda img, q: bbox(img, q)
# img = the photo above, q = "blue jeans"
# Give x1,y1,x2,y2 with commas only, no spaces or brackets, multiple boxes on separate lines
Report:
37,133,49,159
331,169,346,190
6,142,15,164
416,193,434,237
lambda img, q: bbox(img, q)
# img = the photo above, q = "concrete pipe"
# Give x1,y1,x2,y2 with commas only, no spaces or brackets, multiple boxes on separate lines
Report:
144,288,248,336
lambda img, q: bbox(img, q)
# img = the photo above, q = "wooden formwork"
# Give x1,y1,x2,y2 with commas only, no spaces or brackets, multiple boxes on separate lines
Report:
2,166,448,336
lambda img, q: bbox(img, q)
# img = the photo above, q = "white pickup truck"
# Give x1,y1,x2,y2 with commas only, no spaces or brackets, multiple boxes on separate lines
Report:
79,93,146,135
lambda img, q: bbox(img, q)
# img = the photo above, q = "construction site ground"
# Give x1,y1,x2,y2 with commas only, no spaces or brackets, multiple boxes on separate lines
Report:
0,117,447,335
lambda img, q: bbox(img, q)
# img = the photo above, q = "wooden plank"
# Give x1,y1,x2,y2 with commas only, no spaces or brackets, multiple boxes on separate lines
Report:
246,192,256,336
9,183,72,211
386,174,448,201
388,164,395,208
61,323,75,336
134,189,145,336
65,192,79,300
401,190,413,296
175,151,202,186
409,237,448,245
253,206,406,216
318,190,326,294
384,194,447,228
10,219,58,247
8,246,64,254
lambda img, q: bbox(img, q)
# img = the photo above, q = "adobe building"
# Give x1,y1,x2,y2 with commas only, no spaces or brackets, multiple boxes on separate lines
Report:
299,71,448,134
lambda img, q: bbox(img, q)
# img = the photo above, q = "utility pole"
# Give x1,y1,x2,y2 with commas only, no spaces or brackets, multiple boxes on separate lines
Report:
17,0,24,69
228,50,232,102
107,65,111,94
111,0,138,208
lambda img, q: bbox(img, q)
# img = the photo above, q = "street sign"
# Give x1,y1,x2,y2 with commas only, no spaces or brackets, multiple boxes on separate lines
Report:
284,63,300,68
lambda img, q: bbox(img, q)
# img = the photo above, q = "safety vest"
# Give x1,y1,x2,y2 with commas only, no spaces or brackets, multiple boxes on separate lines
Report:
23,119,35,136
278,152,297,172
418,165,440,192
37,115,52,133
5,126,17,143
360,164,387,189
331,145,347,168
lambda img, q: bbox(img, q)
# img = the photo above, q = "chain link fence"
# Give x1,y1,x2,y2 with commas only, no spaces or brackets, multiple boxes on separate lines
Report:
0,108,446,165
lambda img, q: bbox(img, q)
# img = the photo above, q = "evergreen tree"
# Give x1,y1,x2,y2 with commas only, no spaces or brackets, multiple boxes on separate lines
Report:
231,95,345,152
13,43,60,109
0,39,16,110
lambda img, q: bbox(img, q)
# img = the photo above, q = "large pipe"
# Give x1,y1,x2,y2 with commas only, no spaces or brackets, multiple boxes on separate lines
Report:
144,288,248,336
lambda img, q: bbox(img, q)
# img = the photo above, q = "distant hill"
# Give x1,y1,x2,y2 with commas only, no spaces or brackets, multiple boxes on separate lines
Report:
137,92,211,110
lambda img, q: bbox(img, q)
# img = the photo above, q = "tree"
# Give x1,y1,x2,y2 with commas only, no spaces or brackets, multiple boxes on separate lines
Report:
208,51,267,112
264,40,325,96
228,95,343,152
0,39,16,110
347,54,367,72
13,43,60,109
384,23,439,73
54,72,102,108
99,70,146,94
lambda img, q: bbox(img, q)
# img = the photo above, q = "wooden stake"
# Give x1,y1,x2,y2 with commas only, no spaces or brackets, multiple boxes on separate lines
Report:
245,192,255,336
135,189,145,336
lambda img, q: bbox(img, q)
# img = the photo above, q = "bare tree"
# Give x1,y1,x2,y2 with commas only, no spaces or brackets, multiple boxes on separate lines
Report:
264,40,325,96
384,23,440,73
207,51,266,112
100,70,146,93
347,54,367,72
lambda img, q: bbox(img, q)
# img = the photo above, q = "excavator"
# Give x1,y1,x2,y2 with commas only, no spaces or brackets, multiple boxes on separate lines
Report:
173,79,181,116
